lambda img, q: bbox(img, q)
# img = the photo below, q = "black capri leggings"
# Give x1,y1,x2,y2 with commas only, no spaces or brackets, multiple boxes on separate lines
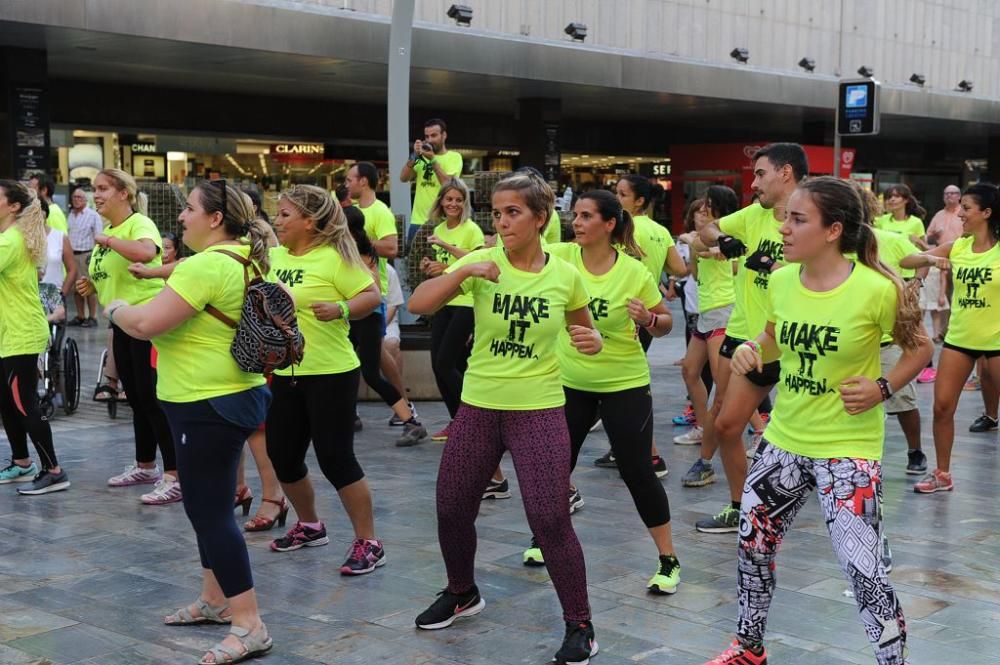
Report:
0,354,58,469
348,311,402,407
265,370,365,490
564,385,670,528
431,305,474,418
112,325,175,471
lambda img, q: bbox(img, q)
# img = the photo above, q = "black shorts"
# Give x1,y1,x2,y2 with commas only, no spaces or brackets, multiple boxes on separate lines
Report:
718,334,780,387
942,342,1000,360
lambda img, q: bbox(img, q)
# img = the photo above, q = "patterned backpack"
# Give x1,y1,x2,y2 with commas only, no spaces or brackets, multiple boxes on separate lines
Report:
204,249,305,375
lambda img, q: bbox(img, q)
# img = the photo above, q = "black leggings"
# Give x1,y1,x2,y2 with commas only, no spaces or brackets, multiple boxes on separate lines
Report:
348,312,402,407
0,354,57,469
161,399,255,597
565,385,670,527
266,370,365,490
430,306,473,418
112,325,175,471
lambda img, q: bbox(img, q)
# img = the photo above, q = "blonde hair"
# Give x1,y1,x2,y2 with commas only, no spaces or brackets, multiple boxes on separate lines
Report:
0,180,47,266
429,178,472,225
280,185,363,268
195,181,272,274
97,168,149,216
493,171,555,232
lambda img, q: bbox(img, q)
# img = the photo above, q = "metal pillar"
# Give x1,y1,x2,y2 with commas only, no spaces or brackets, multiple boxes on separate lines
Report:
387,0,414,228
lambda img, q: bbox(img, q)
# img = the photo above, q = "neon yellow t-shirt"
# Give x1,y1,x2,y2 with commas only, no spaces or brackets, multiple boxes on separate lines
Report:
945,236,1000,351
153,245,266,402
431,219,485,307
548,243,661,392
632,215,675,283
874,214,924,241
0,227,49,356
872,227,918,280
47,203,68,234
544,211,562,245
269,244,373,376
719,203,786,340
411,151,464,225
696,253,736,313
359,198,396,295
88,212,163,306
764,262,897,460
446,246,590,410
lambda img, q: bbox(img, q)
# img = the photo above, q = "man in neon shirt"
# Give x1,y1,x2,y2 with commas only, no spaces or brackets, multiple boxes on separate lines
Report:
28,173,68,233
399,118,463,245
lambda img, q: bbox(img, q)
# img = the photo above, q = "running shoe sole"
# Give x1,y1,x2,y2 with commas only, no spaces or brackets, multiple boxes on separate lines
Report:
653,467,669,479
913,484,953,494
905,466,927,476
108,476,161,487
553,641,599,665
524,556,545,567
482,489,511,499
647,582,678,595
0,473,37,484
416,597,486,630
271,536,330,552
695,524,739,534
682,475,716,487
340,554,387,576
17,480,71,495
569,496,584,514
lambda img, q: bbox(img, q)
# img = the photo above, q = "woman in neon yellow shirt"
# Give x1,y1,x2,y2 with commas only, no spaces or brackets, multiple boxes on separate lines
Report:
524,189,679,596
76,168,178,504
875,183,928,249
0,181,68,494
106,182,275,665
408,171,603,665
420,178,484,439
902,183,1000,494
706,177,931,665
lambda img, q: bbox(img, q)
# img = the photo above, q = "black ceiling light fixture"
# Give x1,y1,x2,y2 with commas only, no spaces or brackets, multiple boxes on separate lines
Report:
857,65,874,78
446,4,473,26
565,22,587,42
798,57,815,72
957,79,974,92
730,47,749,64
909,73,926,87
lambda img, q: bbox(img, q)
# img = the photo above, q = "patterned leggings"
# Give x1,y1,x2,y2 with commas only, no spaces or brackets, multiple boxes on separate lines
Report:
737,441,906,664
436,403,591,622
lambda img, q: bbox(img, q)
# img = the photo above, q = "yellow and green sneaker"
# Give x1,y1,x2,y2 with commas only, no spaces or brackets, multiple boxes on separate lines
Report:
522,536,545,567
647,554,680,594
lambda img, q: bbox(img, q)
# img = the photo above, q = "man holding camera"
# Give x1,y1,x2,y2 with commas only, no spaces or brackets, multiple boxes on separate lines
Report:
399,118,463,245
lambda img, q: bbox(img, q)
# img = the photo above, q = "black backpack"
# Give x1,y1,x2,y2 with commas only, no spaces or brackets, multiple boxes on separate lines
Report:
205,249,305,375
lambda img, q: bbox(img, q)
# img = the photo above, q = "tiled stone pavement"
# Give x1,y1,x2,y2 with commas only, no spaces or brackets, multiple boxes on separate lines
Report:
1,310,996,664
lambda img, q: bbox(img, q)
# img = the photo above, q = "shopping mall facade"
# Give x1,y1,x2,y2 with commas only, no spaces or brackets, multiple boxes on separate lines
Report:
1,0,999,229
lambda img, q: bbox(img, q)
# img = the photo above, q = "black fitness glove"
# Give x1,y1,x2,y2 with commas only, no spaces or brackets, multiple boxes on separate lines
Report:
717,234,747,259
744,249,777,273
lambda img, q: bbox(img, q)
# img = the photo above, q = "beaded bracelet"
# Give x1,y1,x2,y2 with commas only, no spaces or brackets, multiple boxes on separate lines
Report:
740,340,762,355
875,377,893,402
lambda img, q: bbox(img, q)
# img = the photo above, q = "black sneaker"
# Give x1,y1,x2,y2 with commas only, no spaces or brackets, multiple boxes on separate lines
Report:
396,420,427,447
482,478,511,500
969,414,999,433
593,451,617,468
695,505,740,534
415,585,485,630
906,449,927,475
651,455,668,479
553,620,599,665
16,469,70,495
270,522,330,552
568,486,584,514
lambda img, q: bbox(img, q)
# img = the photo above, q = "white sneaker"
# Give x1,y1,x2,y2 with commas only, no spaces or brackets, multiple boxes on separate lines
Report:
140,474,182,505
746,430,764,458
589,418,603,432
107,464,161,487
673,426,703,445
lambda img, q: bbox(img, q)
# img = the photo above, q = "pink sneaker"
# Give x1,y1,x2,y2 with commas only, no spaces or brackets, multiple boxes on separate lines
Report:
914,468,954,494
108,464,162,487
140,475,182,505
916,367,937,383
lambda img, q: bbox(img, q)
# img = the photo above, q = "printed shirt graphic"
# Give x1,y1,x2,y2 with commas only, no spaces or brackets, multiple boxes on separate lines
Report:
446,246,590,410
88,212,163,306
696,253,736,313
359,199,397,295
0,227,49,356
268,245,373,376
944,236,1000,350
631,215,675,283
153,245,266,402
411,151,464,225
764,263,897,460
873,214,925,241
719,203,786,340
548,243,662,392
430,219,485,307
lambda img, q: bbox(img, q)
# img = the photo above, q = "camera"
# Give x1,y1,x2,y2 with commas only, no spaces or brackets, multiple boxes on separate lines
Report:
421,142,433,153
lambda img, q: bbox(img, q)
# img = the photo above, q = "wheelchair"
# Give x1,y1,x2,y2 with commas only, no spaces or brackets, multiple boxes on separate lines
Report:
38,322,81,420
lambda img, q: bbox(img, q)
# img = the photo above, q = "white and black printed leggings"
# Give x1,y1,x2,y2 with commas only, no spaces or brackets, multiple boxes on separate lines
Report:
736,442,907,664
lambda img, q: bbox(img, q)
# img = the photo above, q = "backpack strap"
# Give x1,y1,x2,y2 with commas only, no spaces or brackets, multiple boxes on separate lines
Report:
203,248,263,327
204,304,237,329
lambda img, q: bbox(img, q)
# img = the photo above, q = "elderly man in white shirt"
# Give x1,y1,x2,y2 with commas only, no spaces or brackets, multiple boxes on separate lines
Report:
66,186,105,326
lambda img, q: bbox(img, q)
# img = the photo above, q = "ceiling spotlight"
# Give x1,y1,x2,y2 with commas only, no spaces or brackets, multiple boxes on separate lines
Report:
798,57,815,72
446,4,473,26
730,47,749,64
565,22,587,42
857,65,874,78
957,79,974,92
909,73,926,87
